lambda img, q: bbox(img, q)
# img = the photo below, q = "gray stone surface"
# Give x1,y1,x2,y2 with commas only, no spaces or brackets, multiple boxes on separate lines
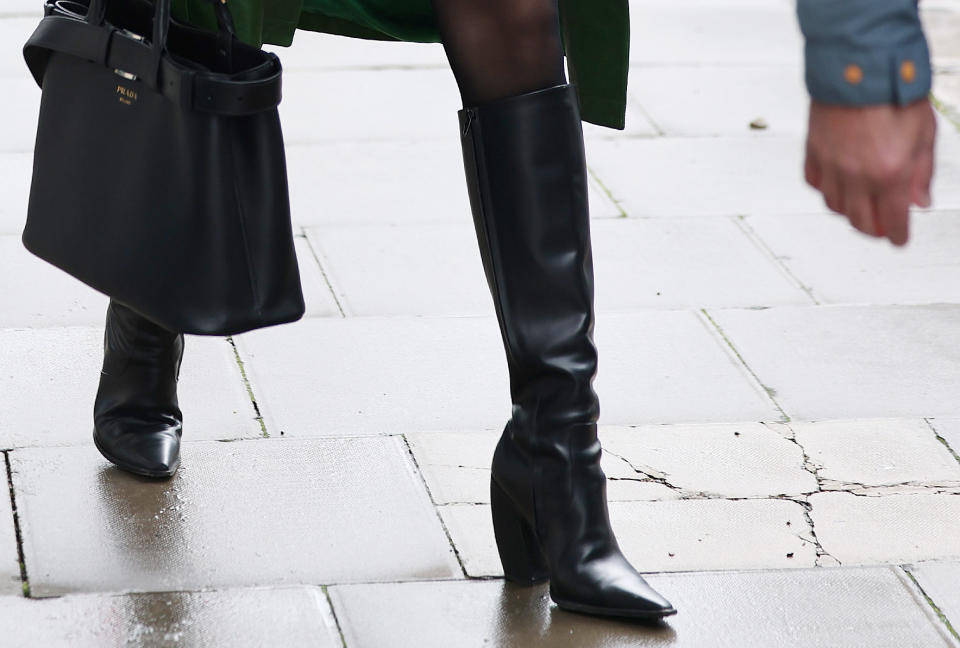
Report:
1,77,37,153
265,28,448,71
286,139,621,229
0,474,21,596
791,419,960,488
589,137,826,218
630,0,803,66
601,423,817,497
292,235,342,318
281,68,460,145
405,429,677,505
0,327,260,448
0,152,31,235
0,0,39,16
440,498,814,576
709,305,960,420
306,223,489,317
589,218,809,311
330,566,957,648
0,17,34,79
811,492,960,565
929,418,960,459
234,312,778,438
12,437,460,596
287,140,470,227
590,127,960,219
743,211,960,305
307,217,810,317
907,561,960,635
0,235,109,327
0,586,340,647
630,65,808,137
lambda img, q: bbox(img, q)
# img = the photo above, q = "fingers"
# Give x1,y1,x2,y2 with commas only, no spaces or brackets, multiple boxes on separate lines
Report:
876,181,912,246
844,184,880,237
804,146,822,190
818,167,845,215
909,142,934,209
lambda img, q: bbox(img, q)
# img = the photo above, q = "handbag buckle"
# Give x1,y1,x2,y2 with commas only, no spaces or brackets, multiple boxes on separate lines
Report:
111,28,147,81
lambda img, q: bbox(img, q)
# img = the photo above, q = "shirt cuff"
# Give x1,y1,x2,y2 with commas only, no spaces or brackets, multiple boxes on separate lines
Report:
804,36,931,106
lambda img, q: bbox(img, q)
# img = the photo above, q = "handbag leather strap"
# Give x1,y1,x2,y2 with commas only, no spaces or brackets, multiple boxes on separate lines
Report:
24,13,282,116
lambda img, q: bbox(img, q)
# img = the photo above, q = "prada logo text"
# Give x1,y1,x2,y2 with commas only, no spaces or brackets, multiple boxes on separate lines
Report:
116,85,138,105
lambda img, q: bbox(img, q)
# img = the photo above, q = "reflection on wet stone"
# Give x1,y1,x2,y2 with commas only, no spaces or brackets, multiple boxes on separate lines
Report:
493,583,677,647
14,439,458,595
0,587,339,647
95,466,191,592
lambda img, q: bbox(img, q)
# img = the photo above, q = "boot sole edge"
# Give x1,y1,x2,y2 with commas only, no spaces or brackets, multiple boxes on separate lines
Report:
553,597,678,620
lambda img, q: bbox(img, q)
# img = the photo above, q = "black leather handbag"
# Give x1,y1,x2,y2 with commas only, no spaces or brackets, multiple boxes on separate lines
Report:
21,0,305,335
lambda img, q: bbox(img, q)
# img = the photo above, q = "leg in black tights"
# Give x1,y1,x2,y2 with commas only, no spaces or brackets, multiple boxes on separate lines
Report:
430,0,567,106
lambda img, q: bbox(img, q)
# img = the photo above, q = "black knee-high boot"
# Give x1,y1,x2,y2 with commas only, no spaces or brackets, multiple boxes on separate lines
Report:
93,299,184,478
458,84,676,619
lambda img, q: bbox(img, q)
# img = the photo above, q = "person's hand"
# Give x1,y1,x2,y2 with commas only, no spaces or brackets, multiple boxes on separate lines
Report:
804,98,936,246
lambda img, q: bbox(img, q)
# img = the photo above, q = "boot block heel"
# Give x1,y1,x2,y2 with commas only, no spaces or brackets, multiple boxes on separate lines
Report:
490,477,549,585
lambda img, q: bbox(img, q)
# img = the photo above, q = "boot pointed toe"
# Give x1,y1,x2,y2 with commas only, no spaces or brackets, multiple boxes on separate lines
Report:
93,421,182,478
551,563,677,619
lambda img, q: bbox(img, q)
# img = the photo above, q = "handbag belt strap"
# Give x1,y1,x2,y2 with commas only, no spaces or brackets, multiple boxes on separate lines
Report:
24,15,282,116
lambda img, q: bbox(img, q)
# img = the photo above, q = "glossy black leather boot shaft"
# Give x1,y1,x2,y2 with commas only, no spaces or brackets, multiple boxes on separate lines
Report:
93,299,184,478
459,84,676,620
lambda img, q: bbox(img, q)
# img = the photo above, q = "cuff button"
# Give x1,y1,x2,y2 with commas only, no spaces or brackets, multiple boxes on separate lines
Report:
901,60,916,83
844,64,863,85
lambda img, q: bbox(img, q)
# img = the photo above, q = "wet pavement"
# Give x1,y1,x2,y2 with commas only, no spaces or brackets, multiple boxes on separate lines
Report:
3,0,960,645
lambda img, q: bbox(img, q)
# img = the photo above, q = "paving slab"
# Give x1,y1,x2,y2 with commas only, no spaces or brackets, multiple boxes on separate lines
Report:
928,418,960,459
286,139,620,228
329,567,957,648
630,0,803,66
791,419,960,488
0,327,259,448
265,28,449,71
307,218,808,317
0,469,21,596
0,1,41,16
406,429,677,505
292,235,341,317
306,223,490,317
440,498,814,576
924,4,960,67
0,152,31,236
743,211,960,305
588,137,826,219
0,17,35,79
811,492,960,565
907,561,960,635
709,304,960,420
12,437,460,596
2,76,38,153
0,236,335,328
629,65,808,137
233,312,779,437
589,130,960,219
600,423,817,497
0,586,340,648
281,68,460,145
0,235,109,327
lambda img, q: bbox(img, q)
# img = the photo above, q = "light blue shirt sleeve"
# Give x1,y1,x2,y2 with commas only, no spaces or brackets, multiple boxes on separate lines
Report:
797,0,931,105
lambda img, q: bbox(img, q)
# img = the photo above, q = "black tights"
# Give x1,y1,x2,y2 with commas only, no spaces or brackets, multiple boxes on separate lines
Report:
430,0,567,107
